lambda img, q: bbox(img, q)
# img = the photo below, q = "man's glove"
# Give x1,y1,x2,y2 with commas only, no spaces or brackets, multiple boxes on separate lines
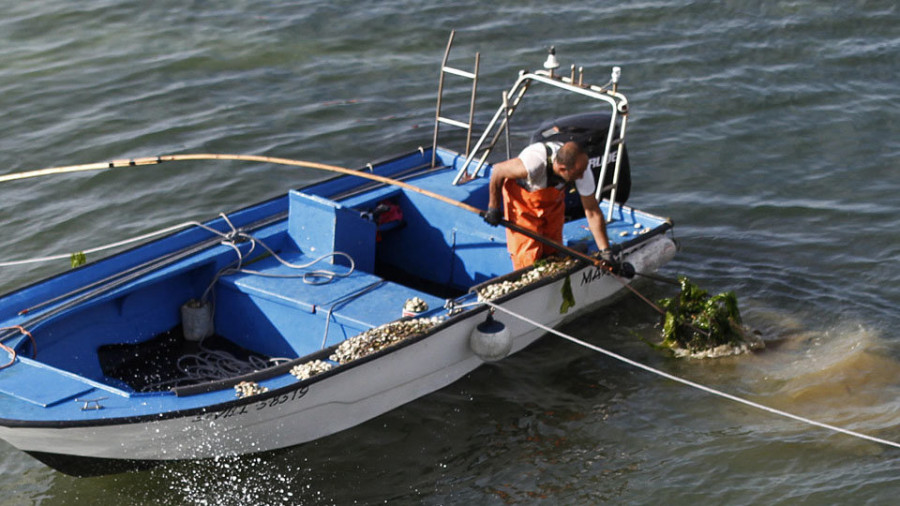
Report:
599,248,635,279
483,207,502,226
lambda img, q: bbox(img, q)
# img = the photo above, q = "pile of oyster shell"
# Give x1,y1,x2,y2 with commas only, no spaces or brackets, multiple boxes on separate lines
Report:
290,359,333,380
283,317,443,382
403,296,429,314
234,380,268,398
329,317,442,365
477,257,578,301
283,257,579,383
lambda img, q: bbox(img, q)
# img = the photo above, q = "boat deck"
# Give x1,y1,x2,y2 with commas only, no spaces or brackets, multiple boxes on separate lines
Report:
216,250,446,356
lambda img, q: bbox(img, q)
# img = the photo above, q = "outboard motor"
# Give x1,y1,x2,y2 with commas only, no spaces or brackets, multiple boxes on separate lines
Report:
530,112,631,219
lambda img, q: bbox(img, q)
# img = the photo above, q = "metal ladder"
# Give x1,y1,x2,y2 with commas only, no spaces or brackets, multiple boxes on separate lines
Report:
430,30,480,168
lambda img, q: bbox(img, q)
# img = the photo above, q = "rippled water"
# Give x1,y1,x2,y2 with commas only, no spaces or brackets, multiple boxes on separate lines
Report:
0,1,898,504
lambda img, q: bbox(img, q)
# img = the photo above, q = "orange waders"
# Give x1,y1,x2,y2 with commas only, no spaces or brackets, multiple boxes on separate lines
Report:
502,178,565,270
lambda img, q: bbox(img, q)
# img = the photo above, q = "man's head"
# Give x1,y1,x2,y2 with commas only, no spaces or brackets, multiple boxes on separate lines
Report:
553,141,588,182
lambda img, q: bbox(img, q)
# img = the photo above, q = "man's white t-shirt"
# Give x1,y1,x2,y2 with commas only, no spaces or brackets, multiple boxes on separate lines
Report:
516,142,596,197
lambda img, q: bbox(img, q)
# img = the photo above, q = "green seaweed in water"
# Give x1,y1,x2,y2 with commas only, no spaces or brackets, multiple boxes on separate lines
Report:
658,276,749,353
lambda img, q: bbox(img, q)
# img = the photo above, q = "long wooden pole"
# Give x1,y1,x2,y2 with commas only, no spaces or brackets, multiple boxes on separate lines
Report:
11,152,624,259
2,152,613,261
3,152,689,322
1,152,674,289
0,153,478,212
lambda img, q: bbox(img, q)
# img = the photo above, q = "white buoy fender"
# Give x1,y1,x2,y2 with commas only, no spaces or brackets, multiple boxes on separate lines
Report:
469,313,512,362
181,299,213,342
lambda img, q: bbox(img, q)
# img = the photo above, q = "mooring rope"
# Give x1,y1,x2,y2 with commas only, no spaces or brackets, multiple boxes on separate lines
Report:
484,301,900,450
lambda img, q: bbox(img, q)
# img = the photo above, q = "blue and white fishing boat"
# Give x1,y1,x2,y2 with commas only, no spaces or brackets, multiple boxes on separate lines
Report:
0,36,676,476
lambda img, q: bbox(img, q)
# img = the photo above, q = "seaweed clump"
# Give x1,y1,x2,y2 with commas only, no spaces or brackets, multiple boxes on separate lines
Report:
658,277,762,358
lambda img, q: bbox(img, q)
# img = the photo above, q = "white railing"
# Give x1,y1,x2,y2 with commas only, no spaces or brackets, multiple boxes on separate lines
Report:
449,62,630,219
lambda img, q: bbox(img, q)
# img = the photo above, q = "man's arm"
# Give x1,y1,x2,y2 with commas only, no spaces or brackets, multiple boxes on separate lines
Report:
487,158,529,210
580,194,611,252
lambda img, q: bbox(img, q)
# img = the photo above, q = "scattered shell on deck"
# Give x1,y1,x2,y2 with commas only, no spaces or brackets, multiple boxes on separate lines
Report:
476,257,578,301
234,381,268,398
619,231,630,237
329,317,443,365
290,360,333,380
403,297,429,313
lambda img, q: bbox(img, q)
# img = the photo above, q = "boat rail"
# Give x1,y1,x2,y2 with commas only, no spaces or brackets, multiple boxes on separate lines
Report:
448,46,630,219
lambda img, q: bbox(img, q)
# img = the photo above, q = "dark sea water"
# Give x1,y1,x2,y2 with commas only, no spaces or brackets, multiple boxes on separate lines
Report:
1,1,898,504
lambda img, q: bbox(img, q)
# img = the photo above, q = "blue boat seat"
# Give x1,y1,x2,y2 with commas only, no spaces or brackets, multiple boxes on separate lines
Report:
0,359,97,407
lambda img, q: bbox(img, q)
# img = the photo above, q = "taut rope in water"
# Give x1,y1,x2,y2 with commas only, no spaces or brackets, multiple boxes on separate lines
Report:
485,301,900,450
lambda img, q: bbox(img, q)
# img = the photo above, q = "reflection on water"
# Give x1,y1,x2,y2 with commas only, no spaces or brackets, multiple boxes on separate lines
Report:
657,307,900,454
752,321,900,432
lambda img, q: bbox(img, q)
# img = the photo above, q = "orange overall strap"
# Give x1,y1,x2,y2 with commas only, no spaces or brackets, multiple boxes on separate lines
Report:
501,179,565,270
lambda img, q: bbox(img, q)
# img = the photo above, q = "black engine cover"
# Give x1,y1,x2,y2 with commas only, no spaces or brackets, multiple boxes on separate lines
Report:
530,112,631,218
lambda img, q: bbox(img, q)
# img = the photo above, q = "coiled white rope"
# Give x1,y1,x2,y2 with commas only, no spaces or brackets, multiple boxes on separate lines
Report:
197,212,355,302
485,301,900,450
138,345,292,392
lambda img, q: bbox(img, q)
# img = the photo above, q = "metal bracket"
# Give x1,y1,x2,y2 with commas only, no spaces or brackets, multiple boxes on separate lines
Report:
75,397,107,410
